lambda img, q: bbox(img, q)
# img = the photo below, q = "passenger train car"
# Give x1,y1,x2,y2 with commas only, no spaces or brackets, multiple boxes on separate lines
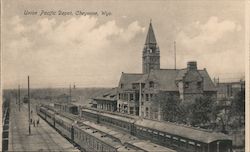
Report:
37,105,176,152
80,107,232,152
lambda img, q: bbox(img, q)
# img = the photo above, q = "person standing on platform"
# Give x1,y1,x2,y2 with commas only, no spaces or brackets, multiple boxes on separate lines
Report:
36,118,39,126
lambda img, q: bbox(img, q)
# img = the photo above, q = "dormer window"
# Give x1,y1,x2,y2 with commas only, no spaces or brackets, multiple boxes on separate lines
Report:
120,83,124,88
149,81,154,88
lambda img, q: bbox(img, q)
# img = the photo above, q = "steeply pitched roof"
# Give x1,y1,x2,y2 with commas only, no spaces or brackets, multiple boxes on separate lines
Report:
118,73,144,90
118,68,216,92
198,70,217,91
148,69,179,91
145,22,157,44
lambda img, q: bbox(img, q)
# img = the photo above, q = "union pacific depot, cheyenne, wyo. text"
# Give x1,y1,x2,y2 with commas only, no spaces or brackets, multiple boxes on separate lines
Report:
24,10,112,16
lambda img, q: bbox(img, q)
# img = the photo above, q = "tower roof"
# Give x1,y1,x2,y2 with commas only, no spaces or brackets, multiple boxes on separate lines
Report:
145,21,157,44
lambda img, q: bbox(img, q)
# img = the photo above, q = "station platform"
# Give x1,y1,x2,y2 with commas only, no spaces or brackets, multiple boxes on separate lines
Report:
8,101,79,151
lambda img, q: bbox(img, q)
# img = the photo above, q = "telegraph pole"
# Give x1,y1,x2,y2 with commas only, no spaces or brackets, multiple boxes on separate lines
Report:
139,82,142,117
28,76,31,135
16,89,18,104
69,84,72,102
174,41,176,70
18,85,20,112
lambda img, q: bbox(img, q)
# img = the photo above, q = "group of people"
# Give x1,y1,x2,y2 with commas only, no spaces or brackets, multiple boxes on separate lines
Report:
30,118,39,127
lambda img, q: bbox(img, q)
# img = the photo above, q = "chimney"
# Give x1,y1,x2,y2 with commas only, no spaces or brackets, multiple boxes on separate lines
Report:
187,61,197,70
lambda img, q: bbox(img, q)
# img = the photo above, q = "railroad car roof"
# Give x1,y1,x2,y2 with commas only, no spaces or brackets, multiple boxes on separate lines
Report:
117,146,143,152
81,108,231,143
82,120,138,144
46,109,55,115
74,122,140,151
82,108,135,123
84,107,138,119
127,140,176,152
83,127,122,148
135,119,231,143
78,120,174,152
55,114,74,124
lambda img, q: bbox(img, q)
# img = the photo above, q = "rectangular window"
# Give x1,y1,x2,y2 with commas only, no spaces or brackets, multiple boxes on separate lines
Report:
146,107,149,117
130,107,134,114
166,135,171,138
146,94,149,101
150,94,153,100
149,81,154,88
130,93,134,101
141,83,145,89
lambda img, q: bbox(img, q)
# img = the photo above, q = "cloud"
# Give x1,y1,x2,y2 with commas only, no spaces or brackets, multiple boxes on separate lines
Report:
120,21,146,41
176,16,242,53
3,16,145,88
10,16,27,34
172,16,244,81
36,18,56,34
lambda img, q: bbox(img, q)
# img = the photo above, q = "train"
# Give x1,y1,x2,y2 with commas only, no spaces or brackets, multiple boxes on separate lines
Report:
37,105,176,152
79,107,233,152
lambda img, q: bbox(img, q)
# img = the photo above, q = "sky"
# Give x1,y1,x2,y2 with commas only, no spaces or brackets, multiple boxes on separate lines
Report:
2,0,246,89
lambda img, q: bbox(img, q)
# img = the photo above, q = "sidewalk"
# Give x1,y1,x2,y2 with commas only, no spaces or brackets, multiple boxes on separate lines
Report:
8,101,79,151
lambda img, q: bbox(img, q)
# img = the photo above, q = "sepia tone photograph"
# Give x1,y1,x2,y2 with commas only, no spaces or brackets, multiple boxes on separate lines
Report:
1,0,248,152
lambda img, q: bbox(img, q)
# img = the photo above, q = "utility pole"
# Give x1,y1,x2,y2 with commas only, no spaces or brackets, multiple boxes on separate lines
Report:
16,89,18,104
28,76,31,135
174,41,176,70
139,82,142,117
18,85,20,112
69,84,72,102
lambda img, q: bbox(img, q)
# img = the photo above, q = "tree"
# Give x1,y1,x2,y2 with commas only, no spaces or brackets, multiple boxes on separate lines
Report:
189,96,215,127
230,86,245,128
154,91,181,122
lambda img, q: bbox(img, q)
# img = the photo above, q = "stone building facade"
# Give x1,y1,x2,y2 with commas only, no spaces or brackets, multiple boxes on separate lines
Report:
117,22,217,120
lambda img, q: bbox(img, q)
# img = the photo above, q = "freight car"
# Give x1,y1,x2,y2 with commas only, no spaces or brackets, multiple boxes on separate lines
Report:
80,107,232,152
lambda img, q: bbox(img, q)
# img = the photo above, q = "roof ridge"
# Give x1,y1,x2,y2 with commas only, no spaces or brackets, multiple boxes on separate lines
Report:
122,73,143,75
